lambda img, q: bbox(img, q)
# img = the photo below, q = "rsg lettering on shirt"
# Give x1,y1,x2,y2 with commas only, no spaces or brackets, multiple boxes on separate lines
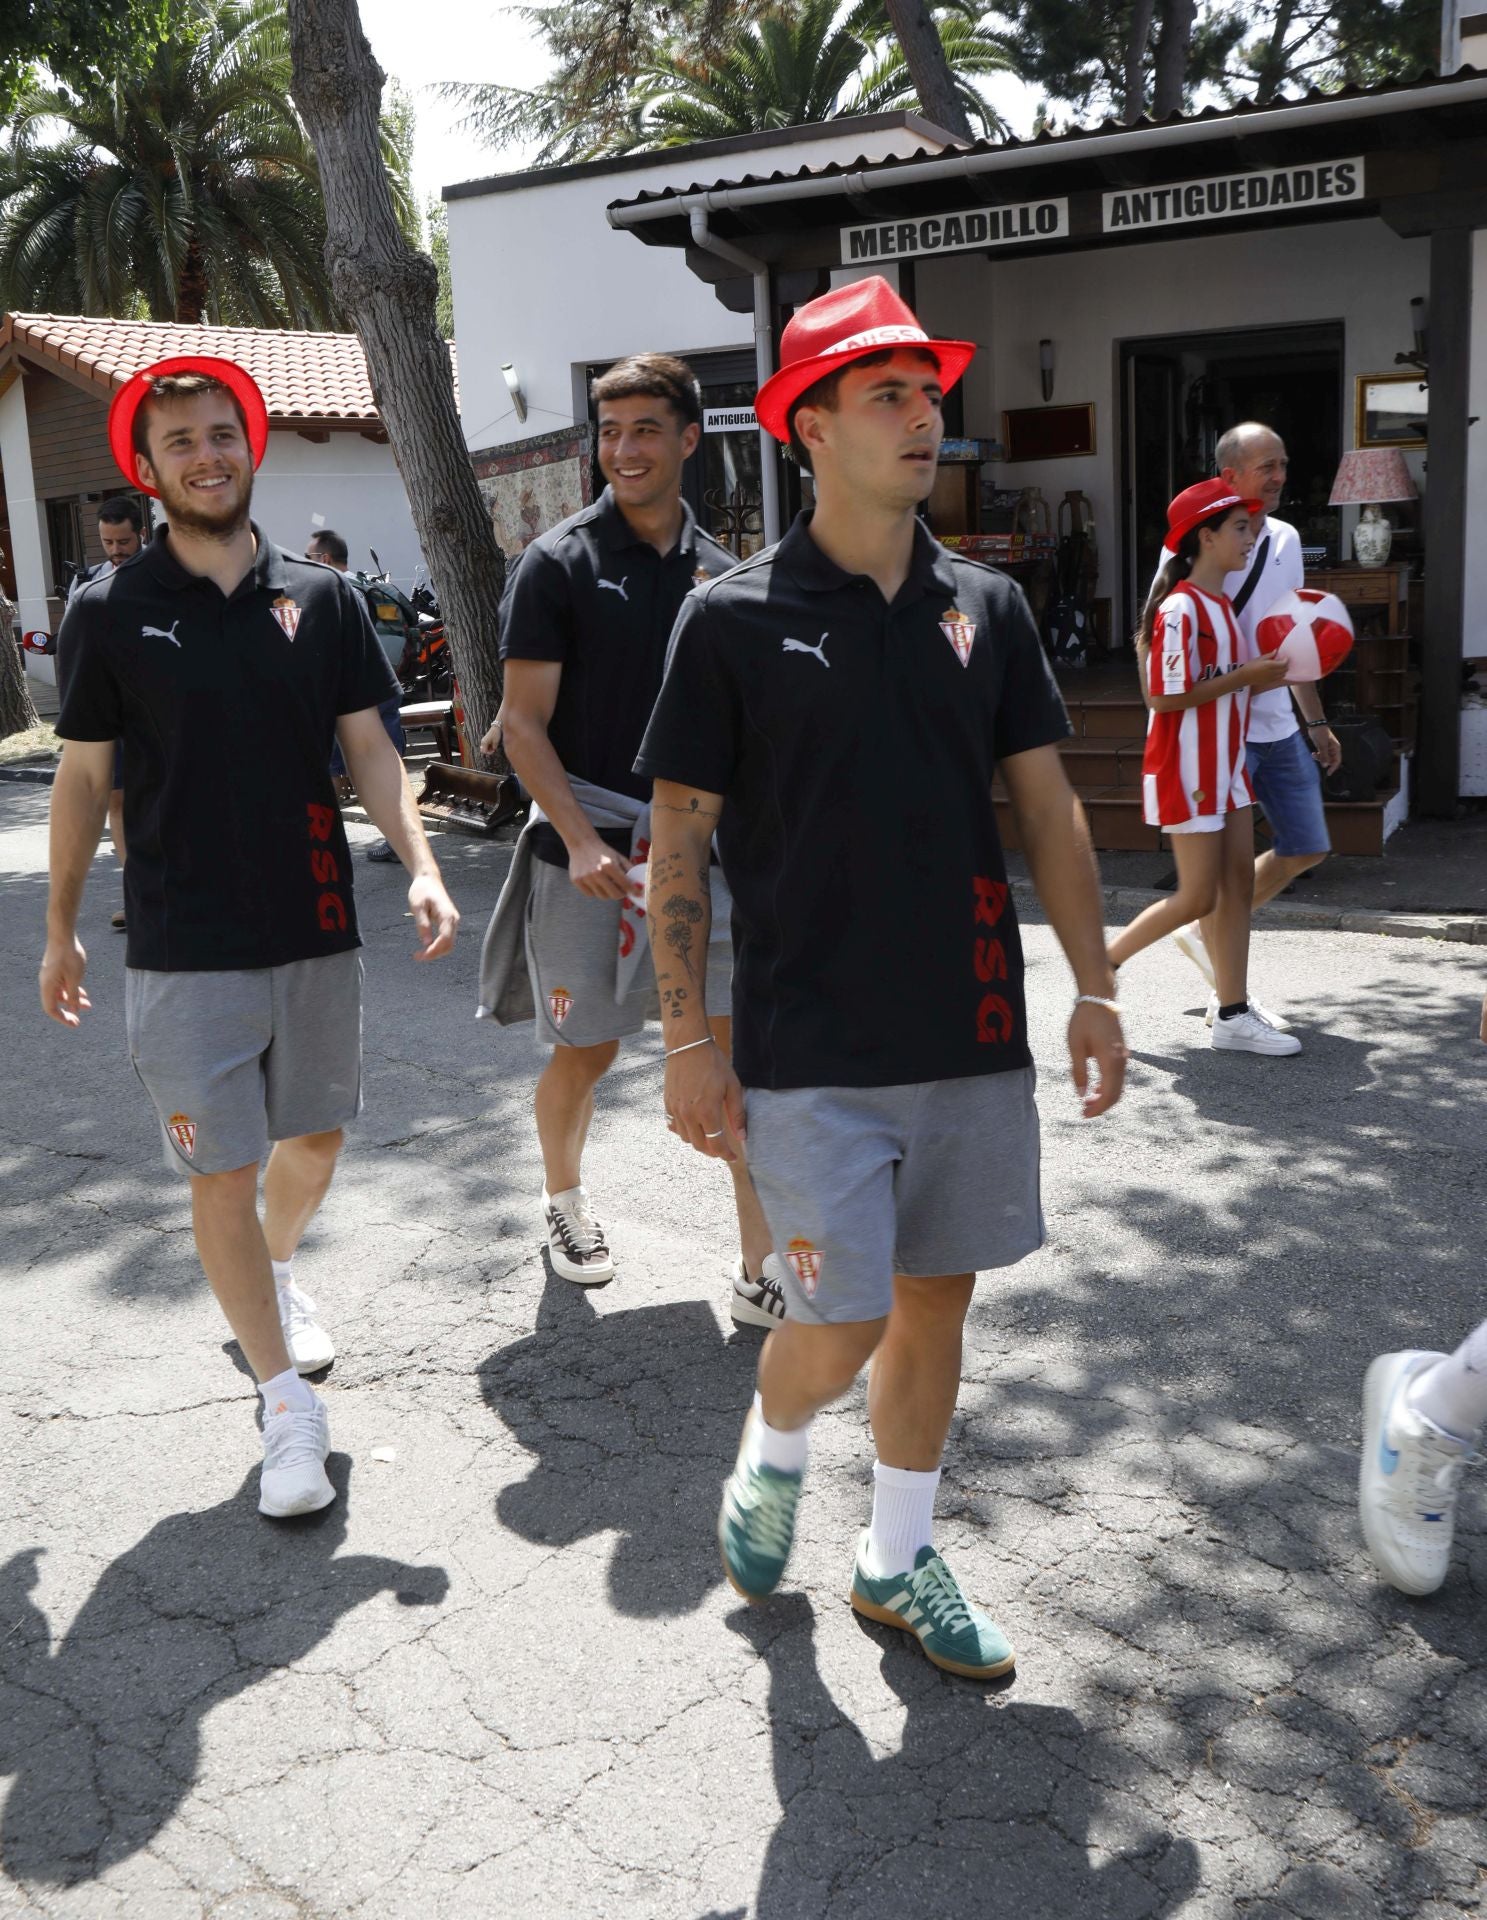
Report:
307,802,347,934
973,875,1011,1043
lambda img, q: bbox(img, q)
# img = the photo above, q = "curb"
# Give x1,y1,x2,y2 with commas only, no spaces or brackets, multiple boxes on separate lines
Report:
0,763,57,785
1010,877,1487,946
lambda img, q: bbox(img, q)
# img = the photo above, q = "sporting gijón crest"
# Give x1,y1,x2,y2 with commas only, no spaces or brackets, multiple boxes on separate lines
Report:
271,596,302,640
940,607,976,666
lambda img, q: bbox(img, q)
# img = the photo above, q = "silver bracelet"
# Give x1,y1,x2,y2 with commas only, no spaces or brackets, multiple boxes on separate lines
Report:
665,1035,716,1058
1074,994,1123,1015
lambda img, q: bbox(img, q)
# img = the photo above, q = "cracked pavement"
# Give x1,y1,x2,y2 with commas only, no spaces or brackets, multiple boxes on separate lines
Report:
2,782,1485,1919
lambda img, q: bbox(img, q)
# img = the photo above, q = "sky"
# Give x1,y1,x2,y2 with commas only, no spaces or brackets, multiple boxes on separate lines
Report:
354,0,1048,209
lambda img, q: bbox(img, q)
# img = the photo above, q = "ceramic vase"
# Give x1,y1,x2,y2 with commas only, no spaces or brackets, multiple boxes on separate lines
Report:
1352,505,1393,568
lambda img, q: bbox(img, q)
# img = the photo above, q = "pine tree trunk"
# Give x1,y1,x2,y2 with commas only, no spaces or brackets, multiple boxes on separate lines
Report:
1151,0,1195,119
882,0,974,142
0,606,40,739
286,0,506,758
1121,0,1156,122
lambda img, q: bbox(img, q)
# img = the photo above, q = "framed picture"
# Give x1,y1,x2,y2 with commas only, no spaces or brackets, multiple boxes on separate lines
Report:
1001,403,1096,462
1355,373,1428,450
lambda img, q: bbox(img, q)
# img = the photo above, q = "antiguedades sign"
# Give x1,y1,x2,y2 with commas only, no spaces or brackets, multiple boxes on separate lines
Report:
841,199,1069,264
1102,157,1364,232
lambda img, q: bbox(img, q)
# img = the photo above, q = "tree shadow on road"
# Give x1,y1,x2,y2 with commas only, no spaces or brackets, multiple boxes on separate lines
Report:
0,1459,448,1889
477,1268,758,1618
735,1595,1200,1920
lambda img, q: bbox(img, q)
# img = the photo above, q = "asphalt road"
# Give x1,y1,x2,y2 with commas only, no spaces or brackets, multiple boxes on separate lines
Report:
2,781,1484,1920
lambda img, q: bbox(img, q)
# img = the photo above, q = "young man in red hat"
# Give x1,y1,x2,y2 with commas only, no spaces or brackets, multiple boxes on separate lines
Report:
636,276,1126,1678
40,357,460,1518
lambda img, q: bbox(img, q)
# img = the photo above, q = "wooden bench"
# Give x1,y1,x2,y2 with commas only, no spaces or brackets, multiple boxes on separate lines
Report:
398,699,455,763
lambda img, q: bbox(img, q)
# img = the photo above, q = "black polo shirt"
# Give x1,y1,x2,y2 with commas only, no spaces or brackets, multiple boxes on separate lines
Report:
499,486,736,866
57,523,398,972
635,514,1071,1090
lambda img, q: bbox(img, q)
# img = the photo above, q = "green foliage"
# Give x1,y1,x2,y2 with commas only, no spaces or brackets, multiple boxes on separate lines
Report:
0,0,172,117
443,0,1007,165
425,196,454,339
0,0,417,328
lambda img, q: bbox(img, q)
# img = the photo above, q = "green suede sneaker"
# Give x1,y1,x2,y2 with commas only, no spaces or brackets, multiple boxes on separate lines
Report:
717,1421,804,1603
850,1535,1016,1679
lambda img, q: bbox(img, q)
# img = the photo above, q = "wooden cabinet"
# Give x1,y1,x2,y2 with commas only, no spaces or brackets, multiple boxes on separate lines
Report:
1303,562,1415,746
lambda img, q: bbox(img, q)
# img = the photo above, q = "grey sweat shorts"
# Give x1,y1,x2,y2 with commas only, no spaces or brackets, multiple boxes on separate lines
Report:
743,1068,1044,1326
526,858,735,1048
125,950,363,1176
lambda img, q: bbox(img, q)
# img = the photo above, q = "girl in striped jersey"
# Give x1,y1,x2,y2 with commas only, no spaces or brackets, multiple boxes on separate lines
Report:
1108,481,1299,1055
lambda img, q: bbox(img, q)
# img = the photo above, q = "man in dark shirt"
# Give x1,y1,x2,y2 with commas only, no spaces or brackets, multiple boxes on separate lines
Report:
69,496,146,929
39,356,460,1521
637,278,1127,1679
481,353,784,1328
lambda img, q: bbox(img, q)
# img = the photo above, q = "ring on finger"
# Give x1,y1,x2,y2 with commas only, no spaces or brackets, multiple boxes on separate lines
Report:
704,1129,725,1138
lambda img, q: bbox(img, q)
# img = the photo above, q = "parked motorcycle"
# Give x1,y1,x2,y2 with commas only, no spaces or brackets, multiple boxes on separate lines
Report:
356,552,450,702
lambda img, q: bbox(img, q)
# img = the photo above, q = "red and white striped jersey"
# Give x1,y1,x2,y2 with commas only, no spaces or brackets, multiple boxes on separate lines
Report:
1141,582,1253,828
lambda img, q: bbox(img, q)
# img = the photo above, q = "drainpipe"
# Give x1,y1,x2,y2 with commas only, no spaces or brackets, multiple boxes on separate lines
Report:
688,209,781,544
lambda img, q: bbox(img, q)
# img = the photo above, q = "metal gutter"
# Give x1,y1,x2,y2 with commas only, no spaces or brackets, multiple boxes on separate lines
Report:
608,75,1487,228
687,210,782,543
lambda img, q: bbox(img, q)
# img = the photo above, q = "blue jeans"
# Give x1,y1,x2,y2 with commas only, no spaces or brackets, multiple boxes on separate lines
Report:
1245,728,1330,858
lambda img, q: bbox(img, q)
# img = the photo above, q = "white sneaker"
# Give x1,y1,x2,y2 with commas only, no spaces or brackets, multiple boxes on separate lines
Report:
1209,1007,1302,1055
730,1254,788,1331
1360,1350,1479,1596
1171,922,1215,989
1205,991,1294,1034
259,1396,335,1518
543,1185,615,1285
277,1280,336,1374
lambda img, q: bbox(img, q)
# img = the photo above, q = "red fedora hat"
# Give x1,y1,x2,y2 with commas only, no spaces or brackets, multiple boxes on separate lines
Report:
755,275,975,443
109,355,271,498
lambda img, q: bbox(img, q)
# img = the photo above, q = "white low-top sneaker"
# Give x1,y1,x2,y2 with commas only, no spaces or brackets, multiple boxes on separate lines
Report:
1171,922,1216,988
1210,1007,1302,1055
730,1254,788,1331
1205,991,1294,1034
277,1280,336,1374
543,1185,615,1285
259,1397,334,1518
1360,1350,1479,1596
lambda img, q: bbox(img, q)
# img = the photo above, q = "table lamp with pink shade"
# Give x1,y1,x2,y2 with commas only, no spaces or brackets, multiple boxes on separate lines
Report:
1328,448,1418,568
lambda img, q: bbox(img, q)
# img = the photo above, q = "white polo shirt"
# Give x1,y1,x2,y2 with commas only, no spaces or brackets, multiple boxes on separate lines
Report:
1222,516,1304,744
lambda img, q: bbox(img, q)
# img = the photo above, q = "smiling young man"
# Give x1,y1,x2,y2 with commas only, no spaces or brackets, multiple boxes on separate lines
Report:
477,353,785,1326
1167,424,1341,1029
636,278,1126,1679
41,356,460,1518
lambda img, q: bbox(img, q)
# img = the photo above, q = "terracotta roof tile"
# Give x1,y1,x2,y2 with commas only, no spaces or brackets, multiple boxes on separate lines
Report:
3,314,457,422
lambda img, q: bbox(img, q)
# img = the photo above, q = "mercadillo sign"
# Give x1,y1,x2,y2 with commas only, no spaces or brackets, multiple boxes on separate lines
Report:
841,198,1069,264
1103,157,1364,232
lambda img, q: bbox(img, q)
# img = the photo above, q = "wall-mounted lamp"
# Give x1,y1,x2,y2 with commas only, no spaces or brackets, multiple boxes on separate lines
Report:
502,362,528,424
1039,338,1056,403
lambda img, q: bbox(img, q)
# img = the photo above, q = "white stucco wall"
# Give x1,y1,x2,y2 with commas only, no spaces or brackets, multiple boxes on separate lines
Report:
251,431,424,591
446,125,947,453
914,217,1432,623
0,377,53,634
1466,228,1487,660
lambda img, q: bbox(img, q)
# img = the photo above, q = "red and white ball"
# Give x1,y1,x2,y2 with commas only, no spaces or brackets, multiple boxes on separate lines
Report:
1254,589,1354,683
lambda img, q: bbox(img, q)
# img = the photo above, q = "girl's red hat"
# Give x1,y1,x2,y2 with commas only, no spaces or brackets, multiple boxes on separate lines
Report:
108,355,270,498
755,276,975,443
1163,478,1262,553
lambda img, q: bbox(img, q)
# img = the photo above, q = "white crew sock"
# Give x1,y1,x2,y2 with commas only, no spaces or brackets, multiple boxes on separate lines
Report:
271,1258,294,1289
746,1392,809,1475
1407,1319,1487,1441
862,1461,941,1578
259,1366,316,1415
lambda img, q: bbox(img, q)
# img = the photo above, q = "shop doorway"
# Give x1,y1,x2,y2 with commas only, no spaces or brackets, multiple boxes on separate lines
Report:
1120,322,1344,635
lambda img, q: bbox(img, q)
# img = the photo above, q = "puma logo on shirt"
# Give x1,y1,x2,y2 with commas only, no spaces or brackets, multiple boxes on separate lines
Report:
142,621,182,647
597,577,629,602
782,634,830,668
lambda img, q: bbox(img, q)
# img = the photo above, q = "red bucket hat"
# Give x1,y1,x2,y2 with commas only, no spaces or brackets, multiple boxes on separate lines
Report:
109,355,270,498
755,275,975,444
1163,478,1262,553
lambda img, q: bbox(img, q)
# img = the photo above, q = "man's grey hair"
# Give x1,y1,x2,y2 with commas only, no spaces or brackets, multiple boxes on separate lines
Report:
1215,421,1284,474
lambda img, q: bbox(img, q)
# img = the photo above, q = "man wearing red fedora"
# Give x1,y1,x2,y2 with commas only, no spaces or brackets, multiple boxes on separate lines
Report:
637,275,1126,1677
40,355,460,1519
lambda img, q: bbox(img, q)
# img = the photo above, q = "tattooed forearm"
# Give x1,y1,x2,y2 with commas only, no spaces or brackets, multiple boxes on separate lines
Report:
660,983,690,1021
654,797,721,821
662,892,705,982
650,849,686,886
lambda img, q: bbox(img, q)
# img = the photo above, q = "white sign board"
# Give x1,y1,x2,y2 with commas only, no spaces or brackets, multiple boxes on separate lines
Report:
1103,157,1364,233
704,407,758,434
841,199,1069,265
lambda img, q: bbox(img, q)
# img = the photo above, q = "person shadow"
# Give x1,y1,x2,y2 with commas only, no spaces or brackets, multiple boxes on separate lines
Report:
736,1595,1201,1920
477,1268,758,1618
0,1459,447,1888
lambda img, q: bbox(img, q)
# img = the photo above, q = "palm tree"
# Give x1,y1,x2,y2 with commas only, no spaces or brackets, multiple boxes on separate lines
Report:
0,0,415,327
624,0,1009,148
445,0,1009,166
